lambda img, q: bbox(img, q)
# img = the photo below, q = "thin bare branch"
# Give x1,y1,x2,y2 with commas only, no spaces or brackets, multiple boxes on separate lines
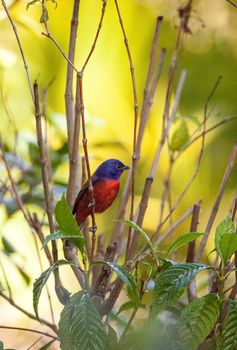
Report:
0,325,59,340
226,0,237,8
81,0,107,72
112,18,165,246
66,73,81,208
64,0,80,155
0,292,57,334
33,82,70,304
155,201,200,245
1,0,34,101
155,76,221,238
195,142,237,262
186,204,201,301
113,0,139,259
77,73,96,262
127,70,186,259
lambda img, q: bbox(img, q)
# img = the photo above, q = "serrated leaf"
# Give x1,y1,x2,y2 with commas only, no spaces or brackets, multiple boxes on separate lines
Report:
59,292,106,350
55,194,81,235
177,294,219,350
152,263,212,315
170,121,189,151
219,233,237,265
33,260,70,319
222,300,237,350
123,220,157,261
215,215,236,264
166,232,204,258
92,261,139,301
43,231,85,251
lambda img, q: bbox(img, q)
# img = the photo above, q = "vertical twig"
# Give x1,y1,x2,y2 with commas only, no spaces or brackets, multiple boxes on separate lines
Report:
1,0,34,102
112,18,165,245
64,0,80,158
77,73,96,262
195,142,237,262
186,204,201,301
81,0,107,73
113,0,139,258
66,72,81,207
33,82,70,304
127,70,186,259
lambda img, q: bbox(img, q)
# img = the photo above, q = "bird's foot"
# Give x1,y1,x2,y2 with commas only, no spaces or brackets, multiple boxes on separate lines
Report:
89,225,97,233
88,198,96,208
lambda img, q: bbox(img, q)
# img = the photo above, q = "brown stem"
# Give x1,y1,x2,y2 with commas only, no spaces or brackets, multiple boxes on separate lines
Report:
112,18,165,246
113,0,139,258
226,0,237,8
1,0,34,101
195,142,237,262
92,242,117,312
66,72,81,208
127,70,186,259
155,77,221,238
0,292,58,334
186,204,201,301
0,325,59,340
154,201,201,245
77,73,96,262
64,0,80,156
33,82,70,304
81,0,107,73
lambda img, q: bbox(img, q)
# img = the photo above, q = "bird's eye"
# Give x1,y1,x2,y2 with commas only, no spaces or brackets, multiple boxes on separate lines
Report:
116,165,123,171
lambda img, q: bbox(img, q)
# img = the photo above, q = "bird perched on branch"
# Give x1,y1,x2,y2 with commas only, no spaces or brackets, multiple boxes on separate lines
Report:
72,159,129,227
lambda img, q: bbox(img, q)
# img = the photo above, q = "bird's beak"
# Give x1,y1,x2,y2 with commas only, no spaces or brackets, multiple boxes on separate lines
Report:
122,165,130,171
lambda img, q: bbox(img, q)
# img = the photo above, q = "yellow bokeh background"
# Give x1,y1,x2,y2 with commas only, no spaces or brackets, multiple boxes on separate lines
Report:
1,0,237,348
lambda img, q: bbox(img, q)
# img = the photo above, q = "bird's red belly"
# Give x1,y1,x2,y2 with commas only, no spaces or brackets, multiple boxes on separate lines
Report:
75,179,120,224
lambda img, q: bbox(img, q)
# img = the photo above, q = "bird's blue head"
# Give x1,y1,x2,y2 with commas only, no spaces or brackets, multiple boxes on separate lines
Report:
94,159,129,180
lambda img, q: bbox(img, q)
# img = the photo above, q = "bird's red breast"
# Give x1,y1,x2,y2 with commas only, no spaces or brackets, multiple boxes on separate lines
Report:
74,179,120,225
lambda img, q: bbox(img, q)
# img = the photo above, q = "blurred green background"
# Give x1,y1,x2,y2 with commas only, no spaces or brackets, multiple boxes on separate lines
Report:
1,0,237,348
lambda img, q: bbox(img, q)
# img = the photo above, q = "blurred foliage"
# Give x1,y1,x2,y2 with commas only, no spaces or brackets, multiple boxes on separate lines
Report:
1,0,237,348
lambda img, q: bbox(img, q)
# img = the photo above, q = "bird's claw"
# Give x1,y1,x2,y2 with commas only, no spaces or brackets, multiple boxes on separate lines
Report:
88,198,96,208
89,225,97,233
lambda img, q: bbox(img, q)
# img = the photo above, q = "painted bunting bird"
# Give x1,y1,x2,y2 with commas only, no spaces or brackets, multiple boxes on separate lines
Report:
72,159,129,226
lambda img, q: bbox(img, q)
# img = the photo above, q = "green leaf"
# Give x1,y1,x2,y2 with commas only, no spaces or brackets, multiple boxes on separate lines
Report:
106,325,118,350
215,215,236,264
152,263,212,315
166,232,204,258
59,292,106,350
177,294,220,350
2,236,16,254
117,300,145,315
55,194,81,235
0,341,3,350
33,259,71,319
92,261,139,301
170,121,189,151
15,263,30,285
222,300,237,350
40,6,49,23
26,0,41,10
219,233,237,265
39,339,56,350
122,220,157,261
43,231,85,251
